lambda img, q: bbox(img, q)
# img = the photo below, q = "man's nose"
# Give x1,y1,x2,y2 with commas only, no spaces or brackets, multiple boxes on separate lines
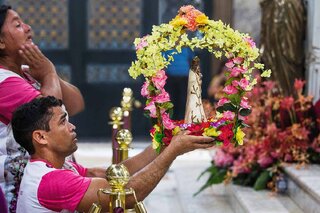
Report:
68,122,76,131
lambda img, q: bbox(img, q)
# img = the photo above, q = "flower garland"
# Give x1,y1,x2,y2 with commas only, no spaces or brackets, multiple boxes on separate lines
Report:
128,5,271,152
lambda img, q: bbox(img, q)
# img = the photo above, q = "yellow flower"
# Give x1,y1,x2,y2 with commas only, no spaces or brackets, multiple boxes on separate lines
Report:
152,138,160,149
172,126,181,135
203,127,221,137
169,16,187,28
236,127,245,145
196,14,209,25
153,124,161,132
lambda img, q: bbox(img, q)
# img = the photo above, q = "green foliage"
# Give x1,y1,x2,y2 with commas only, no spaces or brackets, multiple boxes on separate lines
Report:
254,170,272,190
217,103,237,113
239,108,252,116
194,163,227,196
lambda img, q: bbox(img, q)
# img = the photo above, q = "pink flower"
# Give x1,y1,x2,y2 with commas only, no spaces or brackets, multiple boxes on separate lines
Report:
178,5,204,31
238,115,248,121
180,5,195,13
257,154,273,168
263,81,275,90
284,154,293,162
214,149,234,167
217,97,230,107
153,90,170,103
225,60,234,69
233,57,244,64
280,96,294,110
162,112,176,130
152,70,167,90
144,101,157,118
232,157,251,175
136,36,148,50
226,52,234,59
238,78,249,90
223,111,235,120
294,79,305,91
266,123,277,135
223,85,238,95
230,67,246,77
244,37,256,48
240,98,250,109
141,81,149,97
232,80,239,87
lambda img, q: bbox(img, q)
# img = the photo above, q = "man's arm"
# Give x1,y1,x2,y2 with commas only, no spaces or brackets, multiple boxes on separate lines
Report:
77,133,214,212
85,145,159,178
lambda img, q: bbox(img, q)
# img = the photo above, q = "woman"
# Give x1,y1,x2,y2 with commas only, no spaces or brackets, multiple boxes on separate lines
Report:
0,5,84,212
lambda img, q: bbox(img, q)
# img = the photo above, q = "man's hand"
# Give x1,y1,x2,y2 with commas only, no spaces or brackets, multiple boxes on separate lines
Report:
167,131,215,156
18,43,56,82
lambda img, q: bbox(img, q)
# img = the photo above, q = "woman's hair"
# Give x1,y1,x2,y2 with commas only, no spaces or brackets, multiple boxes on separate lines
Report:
0,5,11,57
11,96,63,155
0,5,11,33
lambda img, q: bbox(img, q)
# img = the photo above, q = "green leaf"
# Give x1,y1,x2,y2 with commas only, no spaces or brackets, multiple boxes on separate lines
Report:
216,106,224,113
254,170,271,190
161,102,174,109
223,102,237,112
240,122,250,128
194,165,227,196
216,103,236,113
239,108,252,116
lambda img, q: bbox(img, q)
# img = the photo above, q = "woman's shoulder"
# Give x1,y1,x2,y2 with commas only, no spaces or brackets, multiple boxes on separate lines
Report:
0,67,21,82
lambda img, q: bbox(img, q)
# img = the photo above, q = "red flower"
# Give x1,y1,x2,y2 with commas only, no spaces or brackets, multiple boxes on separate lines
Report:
187,123,204,136
162,129,173,145
217,123,234,145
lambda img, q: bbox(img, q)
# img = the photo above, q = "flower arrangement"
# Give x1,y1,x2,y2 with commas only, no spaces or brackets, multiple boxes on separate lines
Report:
196,79,320,195
128,5,270,152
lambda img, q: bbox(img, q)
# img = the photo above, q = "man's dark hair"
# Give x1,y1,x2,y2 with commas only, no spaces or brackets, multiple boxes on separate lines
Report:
11,96,63,155
0,5,11,33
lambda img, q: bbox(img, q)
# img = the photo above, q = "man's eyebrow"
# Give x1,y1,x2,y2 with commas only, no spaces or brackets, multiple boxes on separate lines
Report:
59,112,67,121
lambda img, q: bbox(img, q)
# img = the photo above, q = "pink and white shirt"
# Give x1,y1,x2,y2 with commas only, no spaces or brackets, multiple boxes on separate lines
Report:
0,66,41,211
17,159,91,213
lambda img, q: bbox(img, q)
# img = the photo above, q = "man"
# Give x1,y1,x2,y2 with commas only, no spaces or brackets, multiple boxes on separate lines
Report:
12,96,214,212
0,5,84,211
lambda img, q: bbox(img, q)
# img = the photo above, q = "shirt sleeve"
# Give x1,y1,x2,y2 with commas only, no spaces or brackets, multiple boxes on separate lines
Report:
68,161,88,177
37,169,91,212
0,76,40,124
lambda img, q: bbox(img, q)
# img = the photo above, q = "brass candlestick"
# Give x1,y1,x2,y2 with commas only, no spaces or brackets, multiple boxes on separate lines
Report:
121,88,133,130
116,129,132,162
89,164,147,213
106,164,130,212
109,107,124,164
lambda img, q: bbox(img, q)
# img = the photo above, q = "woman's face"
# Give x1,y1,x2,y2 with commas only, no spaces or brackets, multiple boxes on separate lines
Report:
0,9,32,55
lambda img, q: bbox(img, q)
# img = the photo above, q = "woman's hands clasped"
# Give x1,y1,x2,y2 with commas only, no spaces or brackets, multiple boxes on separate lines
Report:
19,43,56,82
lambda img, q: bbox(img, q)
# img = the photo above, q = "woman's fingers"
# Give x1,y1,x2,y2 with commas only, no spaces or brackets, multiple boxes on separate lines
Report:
19,49,33,65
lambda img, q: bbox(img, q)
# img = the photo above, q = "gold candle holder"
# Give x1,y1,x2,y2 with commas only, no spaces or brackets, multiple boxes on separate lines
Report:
106,164,130,212
109,107,123,130
121,88,133,117
89,164,147,213
116,129,132,162
109,107,124,164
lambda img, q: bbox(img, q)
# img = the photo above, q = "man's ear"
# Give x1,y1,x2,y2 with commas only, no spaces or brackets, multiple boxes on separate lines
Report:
0,38,5,50
32,130,48,145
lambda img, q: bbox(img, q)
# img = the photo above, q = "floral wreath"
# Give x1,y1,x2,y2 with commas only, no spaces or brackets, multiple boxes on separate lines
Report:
128,5,271,153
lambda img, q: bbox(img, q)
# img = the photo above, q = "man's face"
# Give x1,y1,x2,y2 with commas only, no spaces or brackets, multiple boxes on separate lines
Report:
45,106,78,157
1,9,32,54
